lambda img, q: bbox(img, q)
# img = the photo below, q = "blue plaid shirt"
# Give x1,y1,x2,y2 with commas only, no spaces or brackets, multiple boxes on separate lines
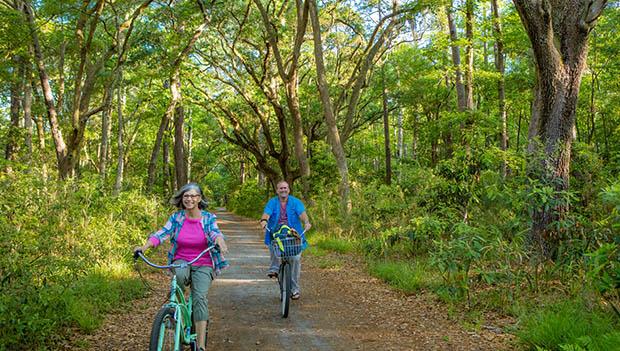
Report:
149,210,229,275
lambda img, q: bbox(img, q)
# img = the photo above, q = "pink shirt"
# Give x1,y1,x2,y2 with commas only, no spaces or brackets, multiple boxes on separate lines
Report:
173,217,213,267
278,200,288,225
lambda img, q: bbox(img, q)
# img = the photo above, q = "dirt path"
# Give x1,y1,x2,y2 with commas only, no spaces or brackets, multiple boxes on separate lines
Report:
64,210,515,350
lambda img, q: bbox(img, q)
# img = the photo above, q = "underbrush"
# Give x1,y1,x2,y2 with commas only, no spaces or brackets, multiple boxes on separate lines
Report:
0,173,164,349
227,179,269,218
517,298,620,351
308,232,356,254
307,174,620,351
314,231,620,351
367,258,439,294
228,167,620,351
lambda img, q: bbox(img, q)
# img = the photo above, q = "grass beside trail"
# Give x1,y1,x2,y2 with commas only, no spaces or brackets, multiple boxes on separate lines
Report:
305,233,620,351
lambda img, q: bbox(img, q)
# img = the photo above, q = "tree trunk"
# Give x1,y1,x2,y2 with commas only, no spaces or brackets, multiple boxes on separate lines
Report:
113,79,125,196
513,0,607,259
588,34,598,145
444,4,461,158
56,40,66,114
147,95,174,190
240,160,246,184
24,2,67,175
30,77,48,179
163,137,173,194
382,68,392,185
464,0,474,111
340,8,404,143
601,112,609,158
24,0,150,179
446,4,467,112
23,61,33,158
286,72,311,202
173,90,188,187
147,21,208,190
254,0,311,202
412,111,419,161
491,0,508,177
588,71,597,145
5,55,24,168
64,0,106,178
463,0,475,155
187,113,193,182
516,108,523,152
309,0,352,215
99,78,115,180
397,108,404,159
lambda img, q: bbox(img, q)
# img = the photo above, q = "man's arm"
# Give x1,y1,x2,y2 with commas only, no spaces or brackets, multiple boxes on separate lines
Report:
299,211,311,232
260,214,270,230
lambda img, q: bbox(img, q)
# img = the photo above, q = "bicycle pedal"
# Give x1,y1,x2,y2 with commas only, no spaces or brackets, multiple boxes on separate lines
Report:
189,341,198,351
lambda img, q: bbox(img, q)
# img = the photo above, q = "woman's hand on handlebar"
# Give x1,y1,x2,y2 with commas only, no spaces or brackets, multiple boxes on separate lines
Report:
133,241,152,257
132,245,148,261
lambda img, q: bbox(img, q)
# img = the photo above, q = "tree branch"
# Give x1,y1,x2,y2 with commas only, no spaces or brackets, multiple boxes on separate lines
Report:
580,0,608,31
81,104,105,121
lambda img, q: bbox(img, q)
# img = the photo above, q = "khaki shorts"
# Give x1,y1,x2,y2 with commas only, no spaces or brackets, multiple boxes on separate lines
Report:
173,261,214,321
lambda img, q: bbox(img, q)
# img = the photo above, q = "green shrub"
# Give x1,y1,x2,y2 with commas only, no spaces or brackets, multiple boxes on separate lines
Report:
518,299,620,351
585,243,620,317
227,179,268,218
0,174,158,349
311,235,356,254
315,256,344,269
359,236,384,257
354,215,446,258
430,223,488,303
600,180,620,241
368,259,437,294
350,181,410,232
304,245,328,257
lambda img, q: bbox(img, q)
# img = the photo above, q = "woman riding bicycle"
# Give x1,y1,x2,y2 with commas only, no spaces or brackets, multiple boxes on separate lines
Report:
135,182,228,351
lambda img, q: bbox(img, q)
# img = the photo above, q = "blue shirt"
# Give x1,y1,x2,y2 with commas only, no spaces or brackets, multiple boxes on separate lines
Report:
263,195,306,245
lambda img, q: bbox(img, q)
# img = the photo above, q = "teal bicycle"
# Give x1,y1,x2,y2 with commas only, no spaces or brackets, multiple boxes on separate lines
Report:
134,246,215,351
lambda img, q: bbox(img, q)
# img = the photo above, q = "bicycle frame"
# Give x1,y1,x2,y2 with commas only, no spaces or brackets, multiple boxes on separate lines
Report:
135,246,215,350
265,226,305,318
159,274,192,349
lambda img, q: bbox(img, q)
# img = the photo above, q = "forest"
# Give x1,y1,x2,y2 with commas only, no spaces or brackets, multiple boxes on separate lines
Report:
0,0,619,350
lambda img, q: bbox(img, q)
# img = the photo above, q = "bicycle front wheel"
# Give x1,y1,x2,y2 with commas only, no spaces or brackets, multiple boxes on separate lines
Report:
279,262,291,318
149,306,178,351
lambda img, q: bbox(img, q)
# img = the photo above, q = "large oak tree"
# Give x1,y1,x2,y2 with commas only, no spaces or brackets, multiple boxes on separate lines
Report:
513,0,607,258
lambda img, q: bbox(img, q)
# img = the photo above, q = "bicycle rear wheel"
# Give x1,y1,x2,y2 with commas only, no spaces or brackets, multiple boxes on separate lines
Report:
149,306,178,351
279,261,291,318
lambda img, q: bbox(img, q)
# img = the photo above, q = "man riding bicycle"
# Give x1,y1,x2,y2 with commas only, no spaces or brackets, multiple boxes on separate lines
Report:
260,180,311,300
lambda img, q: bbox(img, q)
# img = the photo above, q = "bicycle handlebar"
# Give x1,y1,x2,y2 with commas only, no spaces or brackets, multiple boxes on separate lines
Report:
133,245,217,269
264,225,305,237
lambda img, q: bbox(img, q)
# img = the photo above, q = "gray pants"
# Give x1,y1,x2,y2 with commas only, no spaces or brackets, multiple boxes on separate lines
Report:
173,261,213,321
268,244,301,294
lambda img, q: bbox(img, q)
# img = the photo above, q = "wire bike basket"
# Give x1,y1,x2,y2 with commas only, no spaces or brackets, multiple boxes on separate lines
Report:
272,236,304,258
